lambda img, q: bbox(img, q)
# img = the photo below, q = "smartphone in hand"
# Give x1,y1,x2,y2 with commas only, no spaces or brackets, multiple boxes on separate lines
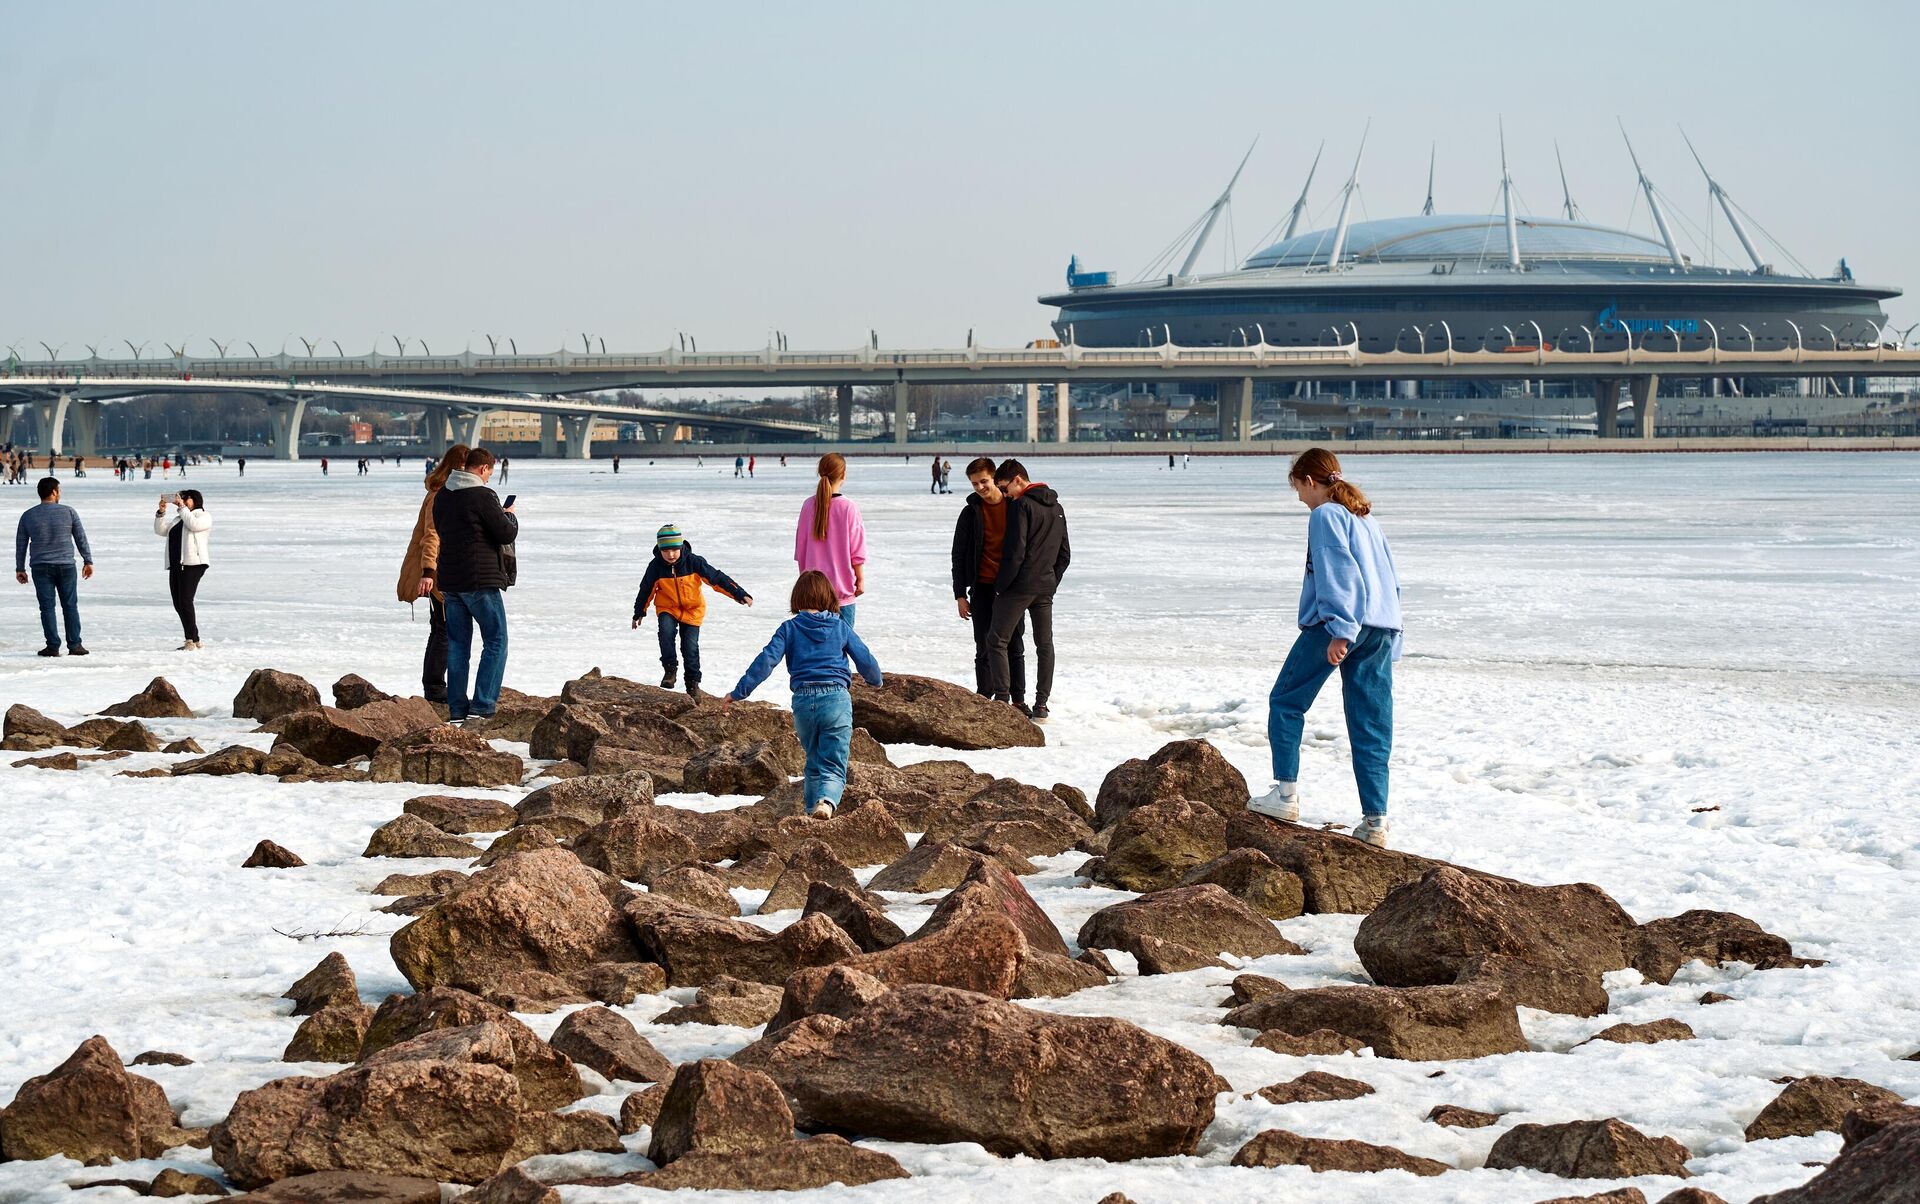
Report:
503,494,517,509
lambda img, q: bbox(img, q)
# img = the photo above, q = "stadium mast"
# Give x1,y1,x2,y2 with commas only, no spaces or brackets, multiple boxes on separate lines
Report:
1178,140,1256,279
1324,122,1370,269
1681,128,1767,272
1620,123,1685,267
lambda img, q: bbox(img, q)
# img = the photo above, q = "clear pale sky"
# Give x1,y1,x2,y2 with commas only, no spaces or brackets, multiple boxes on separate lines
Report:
6,1,1917,357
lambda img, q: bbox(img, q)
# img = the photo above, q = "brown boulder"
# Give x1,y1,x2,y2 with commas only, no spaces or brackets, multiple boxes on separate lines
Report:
868,840,993,893
850,673,1044,750
721,852,785,890
389,848,641,1003
163,738,205,755
227,1172,441,1204
657,977,786,1028
1485,1118,1693,1179
1011,951,1112,998
363,813,484,859
100,719,163,753
272,698,442,765
4,702,69,749
579,961,667,1005
369,725,524,788
647,864,741,916
1227,973,1290,1006
1251,1028,1368,1056
628,903,858,988
234,669,323,721
243,840,305,869
919,785,1093,858
802,881,904,953
648,1059,792,1165
1355,866,1636,1016
760,839,862,913
548,1006,674,1083
262,746,362,783
283,953,359,1016
1079,883,1300,962
284,1004,375,1063
743,984,1216,1159
358,988,582,1110
1841,1101,1920,1150
1535,1193,1651,1204
103,677,195,719
1226,810,1453,913
0,1036,191,1164
1093,798,1228,891
1179,847,1306,920
780,759,992,829
471,825,557,868
150,1168,229,1197
179,745,270,777
1745,1076,1906,1141
12,751,79,770
1133,935,1229,974
572,812,698,881
1750,1112,1920,1202
618,1082,670,1132
1230,1128,1448,1175
736,803,909,868
568,1134,907,1191
454,1166,557,1204
1428,1103,1501,1127
1094,739,1247,829
131,1052,193,1067
1630,910,1819,984
683,738,799,795
1225,983,1527,1061
331,674,394,710
403,795,516,834
512,770,654,838
1252,1071,1377,1104
1579,1019,1696,1047
577,704,703,762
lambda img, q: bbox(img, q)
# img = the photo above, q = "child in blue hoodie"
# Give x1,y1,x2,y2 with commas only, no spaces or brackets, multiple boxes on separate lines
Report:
725,570,883,818
1250,448,1404,848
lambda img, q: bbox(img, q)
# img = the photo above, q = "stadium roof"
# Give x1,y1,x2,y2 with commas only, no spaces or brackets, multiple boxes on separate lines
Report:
1242,214,1674,271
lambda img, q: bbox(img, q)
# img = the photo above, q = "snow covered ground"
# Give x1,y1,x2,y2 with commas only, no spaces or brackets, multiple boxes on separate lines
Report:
1,451,1916,1203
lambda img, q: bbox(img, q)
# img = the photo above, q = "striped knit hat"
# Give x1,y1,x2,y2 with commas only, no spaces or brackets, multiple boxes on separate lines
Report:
655,523,685,549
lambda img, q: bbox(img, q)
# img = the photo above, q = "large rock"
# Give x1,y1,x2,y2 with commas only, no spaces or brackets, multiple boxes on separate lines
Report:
1744,1076,1906,1141
331,673,394,710
284,953,360,1016
1079,883,1299,963
234,670,323,721
273,699,443,765
648,864,741,916
802,882,905,953
1629,910,1819,984
404,795,517,834
100,719,163,753
363,813,485,859
738,984,1216,1159
1485,1118,1692,1179
358,988,583,1110
656,977,786,1028
455,1166,558,1204
176,745,269,777
572,812,698,881
0,1036,195,1164
1579,1019,1696,1047
736,803,909,868
1224,983,1527,1061
1354,866,1635,1016
243,840,305,868
760,839,863,913
917,782,1094,858
1750,1112,1920,1203
369,725,524,788
648,1059,792,1165
548,1006,674,1083
512,771,654,838
389,848,641,1005
285,1004,376,1063
1179,847,1305,920
868,840,995,893
566,1135,907,1192
1251,1071,1377,1104
627,901,858,988
103,677,195,719
1230,1128,1448,1175
1226,810,1455,913
3,702,69,751
774,759,992,829
850,673,1044,750
1094,739,1247,829
1094,798,1229,891
683,738,800,796
227,1172,442,1204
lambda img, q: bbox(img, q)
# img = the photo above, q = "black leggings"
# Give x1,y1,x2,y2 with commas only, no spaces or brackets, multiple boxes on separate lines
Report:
169,565,208,641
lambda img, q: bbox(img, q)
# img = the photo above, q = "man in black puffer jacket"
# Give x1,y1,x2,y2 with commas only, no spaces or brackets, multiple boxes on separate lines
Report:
984,459,1069,721
431,447,518,723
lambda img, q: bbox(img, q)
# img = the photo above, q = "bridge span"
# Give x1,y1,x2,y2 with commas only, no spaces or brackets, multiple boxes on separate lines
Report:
6,337,1917,455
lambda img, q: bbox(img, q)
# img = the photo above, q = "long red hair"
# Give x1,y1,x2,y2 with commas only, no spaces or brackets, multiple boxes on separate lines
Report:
810,453,846,540
1289,447,1372,516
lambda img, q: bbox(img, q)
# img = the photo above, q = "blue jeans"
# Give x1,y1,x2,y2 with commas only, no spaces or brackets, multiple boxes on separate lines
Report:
1268,624,1394,817
657,613,702,684
445,589,508,720
791,684,853,810
839,603,857,629
31,563,82,649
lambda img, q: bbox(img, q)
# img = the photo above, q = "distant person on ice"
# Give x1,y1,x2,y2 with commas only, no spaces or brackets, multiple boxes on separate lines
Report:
1249,447,1403,848
632,522,753,700
431,447,518,724
14,477,94,657
725,570,882,820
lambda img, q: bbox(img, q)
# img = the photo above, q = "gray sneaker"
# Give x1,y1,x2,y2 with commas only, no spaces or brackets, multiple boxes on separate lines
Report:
1353,816,1390,847
1248,784,1300,822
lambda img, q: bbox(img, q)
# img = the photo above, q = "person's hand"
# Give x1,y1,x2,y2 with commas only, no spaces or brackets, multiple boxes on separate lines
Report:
741,595,753,607
631,615,642,629
1327,638,1350,666
82,564,94,581
416,577,433,598
14,572,25,585
720,694,733,712
956,597,970,620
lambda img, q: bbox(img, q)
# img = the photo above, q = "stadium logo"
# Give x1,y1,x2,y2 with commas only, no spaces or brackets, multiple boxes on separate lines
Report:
1596,302,1698,335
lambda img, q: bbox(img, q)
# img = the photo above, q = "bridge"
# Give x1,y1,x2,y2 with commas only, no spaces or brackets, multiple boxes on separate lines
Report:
5,337,1917,455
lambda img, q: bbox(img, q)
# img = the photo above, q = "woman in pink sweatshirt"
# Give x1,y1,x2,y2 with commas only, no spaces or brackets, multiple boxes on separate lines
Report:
794,453,867,627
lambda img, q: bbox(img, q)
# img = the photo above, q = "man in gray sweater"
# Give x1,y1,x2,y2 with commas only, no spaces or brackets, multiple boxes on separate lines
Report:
15,478,95,656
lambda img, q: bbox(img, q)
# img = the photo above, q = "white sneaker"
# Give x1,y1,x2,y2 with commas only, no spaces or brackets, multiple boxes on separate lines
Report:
1248,784,1300,823
809,802,836,820
1352,816,1390,848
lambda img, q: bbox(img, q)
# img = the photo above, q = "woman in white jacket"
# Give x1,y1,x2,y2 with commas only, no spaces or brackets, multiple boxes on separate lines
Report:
155,490,211,650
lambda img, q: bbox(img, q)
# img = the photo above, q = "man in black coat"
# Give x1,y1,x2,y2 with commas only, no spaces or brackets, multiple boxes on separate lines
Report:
984,458,1069,721
430,448,518,722
951,457,1026,713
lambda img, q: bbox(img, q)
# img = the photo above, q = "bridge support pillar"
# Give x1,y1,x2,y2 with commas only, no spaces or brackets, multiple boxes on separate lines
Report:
268,397,309,461
1593,379,1620,438
455,411,486,450
1218,377,1251,441
1630,374,1660,439
34,393,71,458
892,378,909,445
67,402,102,459
835,385,853,441
539,413,560,457
562,415,599,459
417,406,454,459
0,406,14,447
1056,382,1072,443
1023,383,1041,442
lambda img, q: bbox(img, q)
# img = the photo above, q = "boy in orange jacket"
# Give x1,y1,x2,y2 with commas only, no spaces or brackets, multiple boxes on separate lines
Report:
631,523,752,698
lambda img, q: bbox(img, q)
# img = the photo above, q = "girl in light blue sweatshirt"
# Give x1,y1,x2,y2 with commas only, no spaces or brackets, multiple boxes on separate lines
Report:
1251,448,1404,847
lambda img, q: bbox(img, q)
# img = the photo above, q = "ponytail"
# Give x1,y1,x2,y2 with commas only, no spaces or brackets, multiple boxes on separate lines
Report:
1288,446,1372,517
811,453,846,540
